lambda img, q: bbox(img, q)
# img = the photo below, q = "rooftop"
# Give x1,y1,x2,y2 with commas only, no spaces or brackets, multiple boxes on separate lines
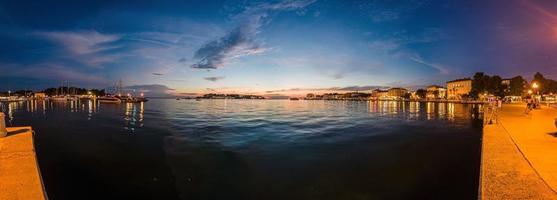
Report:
446,78,472,83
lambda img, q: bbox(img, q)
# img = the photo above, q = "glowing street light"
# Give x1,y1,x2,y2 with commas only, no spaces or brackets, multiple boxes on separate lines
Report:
532,82,539,89
528,90,533,95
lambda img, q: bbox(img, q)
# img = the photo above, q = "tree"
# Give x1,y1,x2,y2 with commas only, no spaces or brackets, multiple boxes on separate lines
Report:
532,72,547,94
415,89,426,99
470,72,490,99
509,76,526,96
488,75,504,97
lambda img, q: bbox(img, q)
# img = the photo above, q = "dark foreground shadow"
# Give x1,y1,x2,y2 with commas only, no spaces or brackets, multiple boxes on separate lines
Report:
6,128,31,137
547,132,557,137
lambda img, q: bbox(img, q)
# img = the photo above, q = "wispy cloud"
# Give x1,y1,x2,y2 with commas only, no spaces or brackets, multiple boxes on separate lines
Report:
265,85,389,94
36,30,120,55
406,54,450,75
0,62,108,86
35,30,121,67
191,0,316,69
203,76,226,82
360,0,429,23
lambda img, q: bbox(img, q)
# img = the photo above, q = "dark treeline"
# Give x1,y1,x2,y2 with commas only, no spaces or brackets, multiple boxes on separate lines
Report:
469,72,510,98
469,72,556,99
415,89,427,99
532,72,557,94
0,87,105,96
42,87,106,96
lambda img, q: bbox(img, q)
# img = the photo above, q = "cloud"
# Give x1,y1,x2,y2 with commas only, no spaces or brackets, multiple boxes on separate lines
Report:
203,76,226,82
406,54,450,75
360,0,429,23
333,73,344,79
371,10,399,22
152,73,164,76
36,30,120,55
0,62,108,87
35,30,121,67
191,0,315,69
124,84,176,97
264,85,389,94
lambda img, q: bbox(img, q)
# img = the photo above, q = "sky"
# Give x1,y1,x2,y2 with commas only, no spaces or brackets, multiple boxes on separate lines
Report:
1,0,557,97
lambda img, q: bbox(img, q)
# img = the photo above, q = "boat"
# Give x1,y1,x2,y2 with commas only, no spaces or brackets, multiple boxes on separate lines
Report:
49,96,68,101
289,98,300,101
0,96,28,102
97,96,121,103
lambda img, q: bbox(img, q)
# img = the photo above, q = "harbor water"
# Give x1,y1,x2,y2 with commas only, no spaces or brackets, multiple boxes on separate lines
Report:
1,99,483,199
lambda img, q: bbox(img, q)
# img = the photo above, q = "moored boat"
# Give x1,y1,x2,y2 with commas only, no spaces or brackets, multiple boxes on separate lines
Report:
97,96,121,103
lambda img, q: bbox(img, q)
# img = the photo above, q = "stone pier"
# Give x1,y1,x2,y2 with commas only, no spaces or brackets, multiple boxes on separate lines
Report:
481,104,557,199
0,126,47,200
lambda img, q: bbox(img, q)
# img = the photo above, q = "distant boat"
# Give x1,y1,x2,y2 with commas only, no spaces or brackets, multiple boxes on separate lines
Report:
49,96,68,101
97,96,121,103
289,98,300,101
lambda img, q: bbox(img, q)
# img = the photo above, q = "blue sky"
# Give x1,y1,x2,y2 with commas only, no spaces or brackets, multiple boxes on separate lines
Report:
2,0,557,96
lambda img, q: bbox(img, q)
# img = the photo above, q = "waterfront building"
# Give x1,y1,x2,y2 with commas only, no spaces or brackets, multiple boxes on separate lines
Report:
410,91,420,100
322,93,343,100
33,92,46,99
387,88,408,100
501,79,511,94
446,78,472,100
371,89,389,100
426,85,447,100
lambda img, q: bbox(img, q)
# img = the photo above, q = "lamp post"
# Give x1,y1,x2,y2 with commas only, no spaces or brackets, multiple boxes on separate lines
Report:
532,82,540,108
532,82,539,95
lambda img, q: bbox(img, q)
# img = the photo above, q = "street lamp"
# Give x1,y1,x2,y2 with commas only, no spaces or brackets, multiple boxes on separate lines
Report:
528,90,533,95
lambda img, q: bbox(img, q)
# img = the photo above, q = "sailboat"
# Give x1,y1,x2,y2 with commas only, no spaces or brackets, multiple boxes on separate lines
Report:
97,96,121,103
50,82,69,101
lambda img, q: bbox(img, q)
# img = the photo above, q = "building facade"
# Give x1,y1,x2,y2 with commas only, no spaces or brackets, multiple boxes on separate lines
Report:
446,78,472,100
371,89,389,100
426,85,447,100
388,88,408,99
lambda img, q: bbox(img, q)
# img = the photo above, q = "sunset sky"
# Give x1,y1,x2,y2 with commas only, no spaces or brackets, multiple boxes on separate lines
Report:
1,0,557,96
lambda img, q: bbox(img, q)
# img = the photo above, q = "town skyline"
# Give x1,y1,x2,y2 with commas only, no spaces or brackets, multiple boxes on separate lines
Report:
0,71,548,99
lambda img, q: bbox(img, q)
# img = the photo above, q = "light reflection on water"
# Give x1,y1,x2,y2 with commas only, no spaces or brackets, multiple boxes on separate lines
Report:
1,99,483,199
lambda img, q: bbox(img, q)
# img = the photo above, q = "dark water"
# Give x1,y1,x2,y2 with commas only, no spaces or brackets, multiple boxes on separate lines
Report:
1,99,483,200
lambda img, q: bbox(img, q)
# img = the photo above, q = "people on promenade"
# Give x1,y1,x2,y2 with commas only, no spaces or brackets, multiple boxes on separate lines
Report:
525,98,533,114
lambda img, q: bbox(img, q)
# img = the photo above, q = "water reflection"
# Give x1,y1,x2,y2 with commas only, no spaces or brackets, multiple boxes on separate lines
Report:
364,100,481,122
123,102,145,131
0,99,146,131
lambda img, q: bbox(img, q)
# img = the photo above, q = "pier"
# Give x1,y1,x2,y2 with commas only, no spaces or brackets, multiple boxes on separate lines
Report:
0,126,47,200
481,104,557,199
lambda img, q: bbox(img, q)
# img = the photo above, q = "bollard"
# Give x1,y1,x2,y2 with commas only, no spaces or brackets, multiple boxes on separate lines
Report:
0,112,6,137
